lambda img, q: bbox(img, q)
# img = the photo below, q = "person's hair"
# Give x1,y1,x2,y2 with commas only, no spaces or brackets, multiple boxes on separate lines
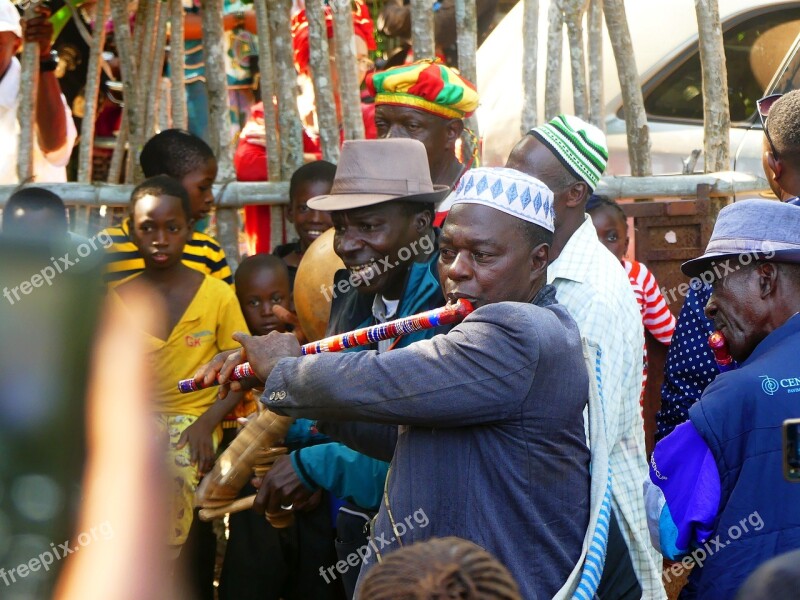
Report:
358,537,522,600
234,254,290,289
3,187,68,230
517,220,553,250
768,90,800,159
130,175,192,220
586,194,626,221
398,200,436,226
140,129,216,179
289,160,337,201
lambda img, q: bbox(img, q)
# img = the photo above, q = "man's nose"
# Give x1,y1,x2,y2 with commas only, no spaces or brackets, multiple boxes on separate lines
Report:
446,251,472,281
335,229,363,255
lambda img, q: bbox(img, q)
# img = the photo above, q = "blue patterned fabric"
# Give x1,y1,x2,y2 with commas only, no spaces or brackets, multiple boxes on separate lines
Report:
656,284,718,441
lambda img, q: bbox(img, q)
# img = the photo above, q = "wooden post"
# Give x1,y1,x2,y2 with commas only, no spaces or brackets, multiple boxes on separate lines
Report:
169,0,188,129
521,0,539,133
563,0,589,120
267,0,304,176
202,0,240,270
107,109,128,184
305,0,340,162
544,0,563,120
455,0,479,155
78,0,109,183
144,2,169,138
332,1,366,141
587,0,604,130
604,0,651,176
695,0,730,173
109,1,138,183
127,0,157,183
410,0,436,59
17,3,41,183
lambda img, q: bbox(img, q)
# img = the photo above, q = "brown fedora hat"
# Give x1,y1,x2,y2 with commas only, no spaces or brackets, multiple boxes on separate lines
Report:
307,138,451,211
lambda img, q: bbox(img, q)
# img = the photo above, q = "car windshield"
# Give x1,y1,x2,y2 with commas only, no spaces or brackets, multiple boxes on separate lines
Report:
643,7,800,123
771,33,800,95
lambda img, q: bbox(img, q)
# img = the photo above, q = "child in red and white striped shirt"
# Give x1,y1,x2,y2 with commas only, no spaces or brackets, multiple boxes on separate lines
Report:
587,195,676,408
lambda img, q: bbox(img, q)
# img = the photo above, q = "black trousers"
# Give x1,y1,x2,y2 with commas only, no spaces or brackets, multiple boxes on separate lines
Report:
218,484,345,600
335,507,376,600
597,509,643,600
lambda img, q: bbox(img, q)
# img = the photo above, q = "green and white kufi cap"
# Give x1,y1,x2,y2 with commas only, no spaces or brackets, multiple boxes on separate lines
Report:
451,167,555,232
529,114,608,190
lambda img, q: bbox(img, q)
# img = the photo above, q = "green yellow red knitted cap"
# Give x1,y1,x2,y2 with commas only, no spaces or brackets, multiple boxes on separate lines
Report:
367,59,479,120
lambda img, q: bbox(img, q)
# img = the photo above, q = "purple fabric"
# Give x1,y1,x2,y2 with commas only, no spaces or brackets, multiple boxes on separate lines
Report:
650,421,721,552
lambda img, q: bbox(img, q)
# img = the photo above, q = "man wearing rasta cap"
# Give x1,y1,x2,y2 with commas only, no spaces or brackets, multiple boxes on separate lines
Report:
507,115,665,599
197,162,592,599
367,59,479,223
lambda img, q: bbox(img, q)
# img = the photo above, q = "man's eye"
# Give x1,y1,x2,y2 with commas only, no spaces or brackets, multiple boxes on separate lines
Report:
607,234,618,242
297,205,310,213
248,299,261,307
359,223,376,232
271,295,283,304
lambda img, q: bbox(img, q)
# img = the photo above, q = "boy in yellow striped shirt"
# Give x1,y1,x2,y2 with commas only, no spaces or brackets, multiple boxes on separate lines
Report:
102,129,233,287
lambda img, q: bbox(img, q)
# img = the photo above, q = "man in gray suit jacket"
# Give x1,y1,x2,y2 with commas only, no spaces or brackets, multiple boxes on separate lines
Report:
204,164,591,599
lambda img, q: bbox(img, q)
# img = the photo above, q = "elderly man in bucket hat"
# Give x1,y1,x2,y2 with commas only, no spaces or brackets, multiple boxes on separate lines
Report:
196,160,593,599
645,199,800,599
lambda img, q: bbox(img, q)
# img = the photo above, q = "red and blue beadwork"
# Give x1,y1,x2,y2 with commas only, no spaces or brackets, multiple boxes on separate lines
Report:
178,362,255,393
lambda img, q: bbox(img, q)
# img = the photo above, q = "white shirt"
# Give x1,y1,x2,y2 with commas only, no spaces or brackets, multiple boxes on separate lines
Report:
549,215,666,599
371,295,400,353
0,57,77,185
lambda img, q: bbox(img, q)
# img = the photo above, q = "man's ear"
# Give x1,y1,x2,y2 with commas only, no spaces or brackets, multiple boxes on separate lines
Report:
767,152,783,182
446,119,465,148
758,262,779,298
530,242,549,281
565,182,589,209
414,208,433,232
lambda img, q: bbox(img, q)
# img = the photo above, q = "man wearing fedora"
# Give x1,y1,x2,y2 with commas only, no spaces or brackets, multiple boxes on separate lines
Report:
248,138,450,598
645,199,800,599
197,160,592,599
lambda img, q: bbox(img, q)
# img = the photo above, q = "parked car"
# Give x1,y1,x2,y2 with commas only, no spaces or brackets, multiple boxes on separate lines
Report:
477,0,800,187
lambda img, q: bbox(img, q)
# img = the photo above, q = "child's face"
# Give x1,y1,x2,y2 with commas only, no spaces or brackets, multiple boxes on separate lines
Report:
130,194,192,270
181,158,218,221
590,206,628,261
236,268,292,335
289,180,334,252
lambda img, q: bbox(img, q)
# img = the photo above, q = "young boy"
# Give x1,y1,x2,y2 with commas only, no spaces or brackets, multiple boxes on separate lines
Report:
273,160,336,283
218,253,343,600
109,175,247,562
102,129,232,286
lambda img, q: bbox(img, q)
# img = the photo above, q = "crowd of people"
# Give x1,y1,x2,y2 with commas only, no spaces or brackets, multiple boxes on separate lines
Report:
3,0,800,599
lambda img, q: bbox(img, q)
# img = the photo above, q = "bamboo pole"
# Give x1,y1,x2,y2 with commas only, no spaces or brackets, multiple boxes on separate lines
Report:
410,0,436,59
332,3,365,141
455,0,479,154
563,0,589,120
109,1,138,183
107,110,128,184
202,0,240,270
17,3,41,183
587,0,604,131
0,173,769,207
128,0,158,182
78,0,109,183
158,78,171,132
544,0,563,120
257,0,291,251
521,0,540,133
305,0,340,162
267,0,304,175
604,0,651,176
169,0,188,129
144,2,169,138
695,0,730,173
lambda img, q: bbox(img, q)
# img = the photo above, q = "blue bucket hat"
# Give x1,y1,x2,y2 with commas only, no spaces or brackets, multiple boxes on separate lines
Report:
682,199,800,277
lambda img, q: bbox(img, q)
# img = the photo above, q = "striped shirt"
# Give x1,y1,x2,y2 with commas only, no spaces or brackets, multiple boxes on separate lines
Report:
548,216,665,599
101,218,233,286
624,259,676,344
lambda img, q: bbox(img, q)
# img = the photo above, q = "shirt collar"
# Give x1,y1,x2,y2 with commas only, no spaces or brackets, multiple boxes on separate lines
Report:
0,57,21,110
372,294,399,323
547,214,598,284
